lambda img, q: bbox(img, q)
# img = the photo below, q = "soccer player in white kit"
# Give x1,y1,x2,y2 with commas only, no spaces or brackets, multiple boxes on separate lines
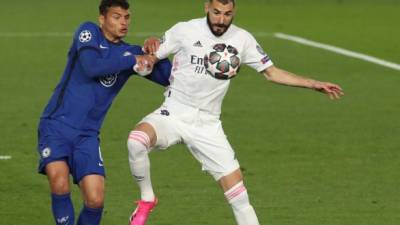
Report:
128,0,344,225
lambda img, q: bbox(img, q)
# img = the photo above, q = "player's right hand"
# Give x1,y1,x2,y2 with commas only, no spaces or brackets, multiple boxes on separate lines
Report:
143,37,161,55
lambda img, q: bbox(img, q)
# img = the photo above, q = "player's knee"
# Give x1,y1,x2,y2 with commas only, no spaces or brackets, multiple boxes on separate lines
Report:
218,169,243,191
46,161,70,194
85,194,104,209
50,176,70,194
127,130,151,160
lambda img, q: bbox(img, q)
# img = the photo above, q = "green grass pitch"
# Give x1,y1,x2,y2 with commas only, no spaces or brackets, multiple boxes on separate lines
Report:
0,0,399,224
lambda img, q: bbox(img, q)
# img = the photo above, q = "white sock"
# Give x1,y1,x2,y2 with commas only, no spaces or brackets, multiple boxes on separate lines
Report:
224,181,260,225
127,131,155,202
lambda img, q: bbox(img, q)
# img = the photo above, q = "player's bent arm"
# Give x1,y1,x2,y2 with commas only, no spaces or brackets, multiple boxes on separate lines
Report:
143,58,171,87
263,66,344,99
79,47,136,78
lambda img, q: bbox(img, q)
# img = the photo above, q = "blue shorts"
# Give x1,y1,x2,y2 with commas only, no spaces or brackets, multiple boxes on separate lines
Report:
37,119,105,184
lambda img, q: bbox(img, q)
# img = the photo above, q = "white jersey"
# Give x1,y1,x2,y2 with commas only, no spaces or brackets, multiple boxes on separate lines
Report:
156,17,274,115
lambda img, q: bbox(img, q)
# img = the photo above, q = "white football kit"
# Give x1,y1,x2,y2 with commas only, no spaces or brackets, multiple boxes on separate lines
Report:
141,17,274,180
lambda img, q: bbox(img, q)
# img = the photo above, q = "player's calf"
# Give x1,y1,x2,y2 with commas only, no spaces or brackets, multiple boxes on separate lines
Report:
128,130,157,225
127,130,155,201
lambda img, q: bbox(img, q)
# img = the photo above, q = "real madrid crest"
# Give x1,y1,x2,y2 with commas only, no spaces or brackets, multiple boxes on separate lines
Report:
160,35,166,44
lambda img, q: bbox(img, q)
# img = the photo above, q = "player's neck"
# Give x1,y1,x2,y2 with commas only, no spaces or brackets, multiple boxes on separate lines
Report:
101,29,122,43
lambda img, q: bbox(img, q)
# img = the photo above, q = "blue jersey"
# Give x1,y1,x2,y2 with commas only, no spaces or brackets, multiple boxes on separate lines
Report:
40,22,171,132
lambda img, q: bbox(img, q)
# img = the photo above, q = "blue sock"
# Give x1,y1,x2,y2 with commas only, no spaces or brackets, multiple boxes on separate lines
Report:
77,205,103,225
51,193,75,225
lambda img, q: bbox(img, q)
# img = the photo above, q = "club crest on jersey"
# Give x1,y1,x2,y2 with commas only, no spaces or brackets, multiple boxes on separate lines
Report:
41,147,51,158
79,30,92,43
160,35,165,44
100,73,118,87
256,45,266,56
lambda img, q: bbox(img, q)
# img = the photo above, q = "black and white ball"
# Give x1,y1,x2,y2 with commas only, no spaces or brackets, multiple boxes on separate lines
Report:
204,43,241,80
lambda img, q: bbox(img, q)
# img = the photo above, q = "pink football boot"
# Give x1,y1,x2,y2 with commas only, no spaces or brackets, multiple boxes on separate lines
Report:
129,198,158,225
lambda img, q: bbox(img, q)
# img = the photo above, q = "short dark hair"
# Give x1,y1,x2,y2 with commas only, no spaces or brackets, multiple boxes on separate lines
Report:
99,0,130,15
209,0,235,6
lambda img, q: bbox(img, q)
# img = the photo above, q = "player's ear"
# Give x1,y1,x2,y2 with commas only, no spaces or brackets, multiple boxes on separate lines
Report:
204,2,210,14
98,15,105,27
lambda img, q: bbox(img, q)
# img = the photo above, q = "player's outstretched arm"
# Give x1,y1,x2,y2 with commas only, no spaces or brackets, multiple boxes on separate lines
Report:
79,47,136,78
263,66,344,100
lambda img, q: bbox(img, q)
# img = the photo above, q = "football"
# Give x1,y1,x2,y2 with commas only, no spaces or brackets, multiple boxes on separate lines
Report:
204,43,241,80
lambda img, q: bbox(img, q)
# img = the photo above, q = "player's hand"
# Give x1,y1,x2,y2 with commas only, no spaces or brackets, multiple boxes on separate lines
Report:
134,55,156,76
312,81,344,100
143,37,161,55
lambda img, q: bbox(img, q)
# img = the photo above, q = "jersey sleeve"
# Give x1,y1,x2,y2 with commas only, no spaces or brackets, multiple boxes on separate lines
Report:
144,58,172,86
78,48,136,78
155,23,184,59
241,32,274,72
74,22,101,52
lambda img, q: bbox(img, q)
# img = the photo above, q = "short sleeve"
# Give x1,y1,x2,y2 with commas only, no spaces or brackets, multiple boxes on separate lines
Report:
156,23,184,59
74,22,101,52
241,32,274,72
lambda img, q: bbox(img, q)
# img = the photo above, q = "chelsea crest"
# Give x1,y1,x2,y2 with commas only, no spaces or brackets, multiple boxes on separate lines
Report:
100,73,118,87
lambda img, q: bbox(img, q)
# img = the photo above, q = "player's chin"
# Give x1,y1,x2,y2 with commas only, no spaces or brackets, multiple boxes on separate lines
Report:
213,27,226,36
118,29,129,37
213,29,225,36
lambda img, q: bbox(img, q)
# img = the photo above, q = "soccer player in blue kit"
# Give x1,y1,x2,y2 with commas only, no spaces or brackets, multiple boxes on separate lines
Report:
36,1,171,225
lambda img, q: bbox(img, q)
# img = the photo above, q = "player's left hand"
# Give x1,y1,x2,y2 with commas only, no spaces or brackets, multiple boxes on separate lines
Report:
134,55,155,76
143,37,161,55
312,81,344,100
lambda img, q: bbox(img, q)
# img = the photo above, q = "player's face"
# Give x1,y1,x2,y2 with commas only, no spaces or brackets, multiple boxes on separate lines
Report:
205,1,235,37
99,7,131,42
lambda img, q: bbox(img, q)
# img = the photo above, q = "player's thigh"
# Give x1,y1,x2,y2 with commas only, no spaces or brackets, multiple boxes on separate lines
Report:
139,110,182,150
45,161,71,194
72,135,105,185
79,174,105,208
186,120,240,181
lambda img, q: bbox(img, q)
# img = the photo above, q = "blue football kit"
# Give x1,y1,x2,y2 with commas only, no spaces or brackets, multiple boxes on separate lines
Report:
37,22,171,183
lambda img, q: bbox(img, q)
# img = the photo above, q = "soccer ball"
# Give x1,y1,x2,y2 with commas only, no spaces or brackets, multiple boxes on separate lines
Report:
204,43,241,80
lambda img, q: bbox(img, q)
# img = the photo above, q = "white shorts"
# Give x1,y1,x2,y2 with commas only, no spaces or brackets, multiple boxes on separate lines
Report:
139,98,240,181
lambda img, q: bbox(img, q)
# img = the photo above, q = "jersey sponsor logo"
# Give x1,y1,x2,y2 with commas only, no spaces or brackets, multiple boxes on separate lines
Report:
190,55,207,75
193,40,203,47
41,147,51,158
79,30,92,43
99,44,108,49
99,74,118,87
